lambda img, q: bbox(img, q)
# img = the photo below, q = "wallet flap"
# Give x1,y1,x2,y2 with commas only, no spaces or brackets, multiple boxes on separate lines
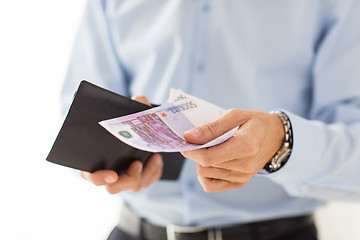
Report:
46,81,184,179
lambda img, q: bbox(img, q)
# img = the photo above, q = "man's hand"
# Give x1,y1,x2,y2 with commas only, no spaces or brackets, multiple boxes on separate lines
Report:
80,153,162,194
80,95,163,194
181,109,285,193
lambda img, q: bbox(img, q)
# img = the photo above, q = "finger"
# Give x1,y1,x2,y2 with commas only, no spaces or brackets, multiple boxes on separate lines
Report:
197,176,246,193
140,154,163,188
214,157,262,173
213,159,241,171
132,95,151,106
105,161,143,194
184,109,249,144
197,164,253,183
80,170,118,186
181,126,261,166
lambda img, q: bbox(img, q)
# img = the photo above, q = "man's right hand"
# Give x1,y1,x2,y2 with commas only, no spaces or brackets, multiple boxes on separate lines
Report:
80,153,163,194
80,95,163,194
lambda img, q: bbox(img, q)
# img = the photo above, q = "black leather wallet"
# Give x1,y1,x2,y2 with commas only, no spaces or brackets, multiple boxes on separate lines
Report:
46,80,184,180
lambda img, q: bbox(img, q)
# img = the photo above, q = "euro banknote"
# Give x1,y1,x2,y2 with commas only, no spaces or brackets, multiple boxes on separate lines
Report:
99,89,238,152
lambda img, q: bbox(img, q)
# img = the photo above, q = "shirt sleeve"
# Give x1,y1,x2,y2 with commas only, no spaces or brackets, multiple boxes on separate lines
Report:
61,0,129,115
266,0,360,201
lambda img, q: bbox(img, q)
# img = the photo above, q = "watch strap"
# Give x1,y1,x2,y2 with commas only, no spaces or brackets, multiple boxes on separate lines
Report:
264,111,293,173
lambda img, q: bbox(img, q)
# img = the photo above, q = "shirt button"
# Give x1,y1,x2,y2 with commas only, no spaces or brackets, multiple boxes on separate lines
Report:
188,180,195,189
203,3,210,12
197,63,205,72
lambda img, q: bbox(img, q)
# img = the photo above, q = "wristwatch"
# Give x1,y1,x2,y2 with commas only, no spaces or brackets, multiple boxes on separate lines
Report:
263,111,293,173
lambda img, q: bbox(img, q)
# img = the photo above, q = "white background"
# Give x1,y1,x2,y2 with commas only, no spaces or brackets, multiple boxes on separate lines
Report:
0,1,360,239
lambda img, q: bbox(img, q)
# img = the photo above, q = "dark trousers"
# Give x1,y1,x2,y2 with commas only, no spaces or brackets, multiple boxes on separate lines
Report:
107,224,318,240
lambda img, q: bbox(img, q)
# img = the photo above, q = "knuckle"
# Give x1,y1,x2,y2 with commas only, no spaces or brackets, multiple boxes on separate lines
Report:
196,164,207,176
203,186,212,193
235,182,246,189
128,180,141,192
202,182,214,193
189,153,213,167
142,174,161,189
244,173,253,182
140,178,149,188
130,178,141,188
93,181,104,186
198,177,212,192
153,170,162,182
204,121,219,137
91,176,105,186
199,158,212,167
237,174,253,183
228,108,240,117
229,172,242,182
228,108,243,122
106,186,119,194
201,154,218,167
131,185,141,192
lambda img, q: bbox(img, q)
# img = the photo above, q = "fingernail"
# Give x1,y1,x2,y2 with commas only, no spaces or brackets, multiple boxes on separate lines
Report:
186,128,201,138
105,175,117,184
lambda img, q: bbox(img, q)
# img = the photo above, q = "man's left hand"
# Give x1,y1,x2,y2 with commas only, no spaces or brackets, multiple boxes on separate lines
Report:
181,109,285,192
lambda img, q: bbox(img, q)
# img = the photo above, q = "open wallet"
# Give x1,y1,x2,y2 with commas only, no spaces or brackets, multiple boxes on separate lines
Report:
46,80,184,180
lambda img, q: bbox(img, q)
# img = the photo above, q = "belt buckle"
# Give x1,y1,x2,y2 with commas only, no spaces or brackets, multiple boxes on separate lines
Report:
166,224,207,240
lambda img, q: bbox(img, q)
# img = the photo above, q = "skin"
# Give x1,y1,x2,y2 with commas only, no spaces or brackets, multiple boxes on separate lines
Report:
81,96,285,193
80,96,164,194
181,108,284,192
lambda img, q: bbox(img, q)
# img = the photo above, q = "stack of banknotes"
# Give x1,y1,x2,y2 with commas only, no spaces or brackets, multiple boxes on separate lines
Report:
99,89,238,152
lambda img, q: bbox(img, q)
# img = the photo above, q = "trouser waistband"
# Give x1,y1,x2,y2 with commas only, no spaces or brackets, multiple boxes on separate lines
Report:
117,202,315,240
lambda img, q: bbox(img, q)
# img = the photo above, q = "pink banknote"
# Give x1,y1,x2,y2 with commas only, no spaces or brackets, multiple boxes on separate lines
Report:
99,89,238,152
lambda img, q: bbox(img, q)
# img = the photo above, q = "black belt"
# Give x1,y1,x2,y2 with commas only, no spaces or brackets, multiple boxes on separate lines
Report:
118,203,315,240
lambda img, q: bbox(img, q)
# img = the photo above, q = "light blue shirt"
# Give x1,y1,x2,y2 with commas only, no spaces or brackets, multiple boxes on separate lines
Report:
62,0,360,227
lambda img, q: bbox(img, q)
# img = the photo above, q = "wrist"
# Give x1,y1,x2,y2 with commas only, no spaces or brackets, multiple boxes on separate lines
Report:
264,111,293,173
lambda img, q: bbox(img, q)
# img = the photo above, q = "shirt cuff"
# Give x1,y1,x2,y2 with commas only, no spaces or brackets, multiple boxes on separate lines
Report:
263,111,327,191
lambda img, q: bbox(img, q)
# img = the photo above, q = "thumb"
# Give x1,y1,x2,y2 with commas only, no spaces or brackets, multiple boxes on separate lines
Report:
184,120,226,145
184,109,247,144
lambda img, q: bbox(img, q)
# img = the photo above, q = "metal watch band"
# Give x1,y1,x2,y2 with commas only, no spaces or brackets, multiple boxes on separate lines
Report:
264,111,293,173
